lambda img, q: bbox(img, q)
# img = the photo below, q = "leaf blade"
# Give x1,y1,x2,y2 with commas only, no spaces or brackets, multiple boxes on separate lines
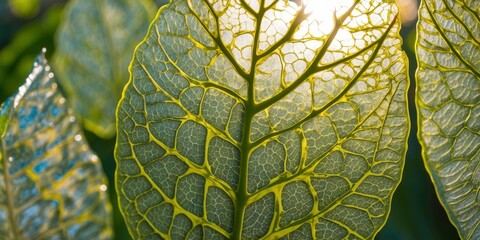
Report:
54,0,156,138
116,0,409,239
416,0,480,238
0,53,112,239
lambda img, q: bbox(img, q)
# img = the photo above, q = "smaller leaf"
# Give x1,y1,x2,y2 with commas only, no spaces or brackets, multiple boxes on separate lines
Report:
8,0,40,18
54,0,156,138
0,51,112,239
416,0,480,239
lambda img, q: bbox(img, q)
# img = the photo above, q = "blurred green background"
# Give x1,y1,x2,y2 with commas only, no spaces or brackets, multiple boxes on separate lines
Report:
0,0,460,239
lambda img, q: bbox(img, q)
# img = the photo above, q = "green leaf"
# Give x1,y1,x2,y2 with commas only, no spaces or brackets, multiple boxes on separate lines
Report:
0,52,112,239
0,101,10,136
116,0,409,239
53,0,156,138
8,0,40,18
416,0,480,238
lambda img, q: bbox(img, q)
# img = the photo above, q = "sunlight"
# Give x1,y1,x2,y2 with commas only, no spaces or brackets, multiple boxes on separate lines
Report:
304,0,335,35
300,0,355,36
303,0,354,16
303,0,337,16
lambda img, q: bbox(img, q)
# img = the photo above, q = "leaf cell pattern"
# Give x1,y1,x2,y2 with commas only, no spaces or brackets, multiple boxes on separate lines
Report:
116,0,409,239
416,0,480,239
54,0,156,138
0,53,112,239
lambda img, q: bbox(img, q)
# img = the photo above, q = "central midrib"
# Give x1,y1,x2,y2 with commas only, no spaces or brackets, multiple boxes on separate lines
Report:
231,103,254,240
231,2,267,239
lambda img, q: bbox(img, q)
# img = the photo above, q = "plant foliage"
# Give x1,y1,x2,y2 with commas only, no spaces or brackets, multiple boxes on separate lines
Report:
115,0,409,239
0,52,112,240
416,0,480,238
53,0,156,138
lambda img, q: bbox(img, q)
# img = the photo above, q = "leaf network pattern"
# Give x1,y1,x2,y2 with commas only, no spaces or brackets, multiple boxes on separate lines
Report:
54,0,156,138
416,0,480,239
116,0,409,239
0,53,112,239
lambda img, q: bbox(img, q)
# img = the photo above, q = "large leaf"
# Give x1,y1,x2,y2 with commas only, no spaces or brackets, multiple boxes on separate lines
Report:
0,52,112,239
116,0,409,239
416,0,480,238
54,0,156,138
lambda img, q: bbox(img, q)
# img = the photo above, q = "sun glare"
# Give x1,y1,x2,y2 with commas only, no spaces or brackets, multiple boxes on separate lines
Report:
303,0,354,16
303,0,336,15
298,0,355,36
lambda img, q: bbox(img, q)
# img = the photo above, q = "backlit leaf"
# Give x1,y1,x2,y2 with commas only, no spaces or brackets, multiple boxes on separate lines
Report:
416,0,480,238
54,0,156,138
116,0,409,239
0,52,112,239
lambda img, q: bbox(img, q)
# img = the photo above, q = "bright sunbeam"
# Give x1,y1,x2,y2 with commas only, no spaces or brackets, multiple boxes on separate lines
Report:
293,0,355,36
303,0,337,15
303,0,354,16
303,0,336,34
